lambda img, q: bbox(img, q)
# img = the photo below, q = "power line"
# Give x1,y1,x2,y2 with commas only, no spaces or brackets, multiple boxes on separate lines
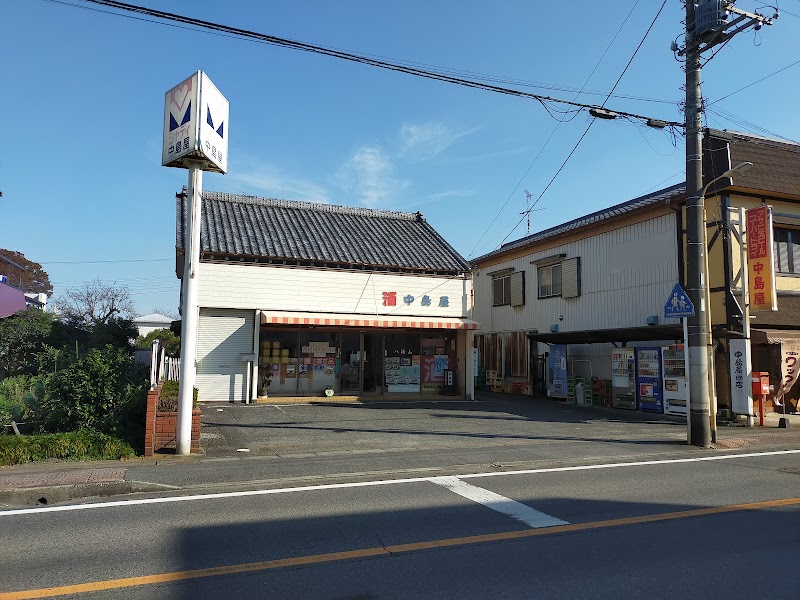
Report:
41,258,172,264
466,0,644,259
67,0,682,128
707,59,800,105
498,0,670,248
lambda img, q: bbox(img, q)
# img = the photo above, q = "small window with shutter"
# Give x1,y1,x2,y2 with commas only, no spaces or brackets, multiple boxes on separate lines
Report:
492,274,512,306
510,271,525,306
561,257,581,298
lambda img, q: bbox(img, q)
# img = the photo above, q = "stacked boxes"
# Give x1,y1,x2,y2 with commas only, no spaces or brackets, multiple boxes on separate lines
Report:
591,378,612,407
485,370,502,392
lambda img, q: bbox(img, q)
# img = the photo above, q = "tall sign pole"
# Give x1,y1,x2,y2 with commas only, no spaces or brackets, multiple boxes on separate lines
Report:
681,1,774,447
163,71,229,455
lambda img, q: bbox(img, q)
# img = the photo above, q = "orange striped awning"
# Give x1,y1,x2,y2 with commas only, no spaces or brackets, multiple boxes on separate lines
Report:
259,310,479,330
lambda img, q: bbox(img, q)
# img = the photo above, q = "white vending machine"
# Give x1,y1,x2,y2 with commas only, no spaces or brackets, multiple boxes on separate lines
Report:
611,348,636,410
661,344,688,416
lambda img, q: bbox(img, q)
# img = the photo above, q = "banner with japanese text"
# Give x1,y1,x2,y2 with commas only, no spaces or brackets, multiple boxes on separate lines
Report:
746,206,778,312
728,338,752,415
775,340,800,408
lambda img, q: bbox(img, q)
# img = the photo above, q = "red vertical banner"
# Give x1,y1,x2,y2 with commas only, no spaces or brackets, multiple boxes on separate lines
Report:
746,206,778,312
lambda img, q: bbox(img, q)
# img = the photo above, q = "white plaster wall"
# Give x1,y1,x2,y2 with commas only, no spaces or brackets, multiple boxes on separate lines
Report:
197,262,473,319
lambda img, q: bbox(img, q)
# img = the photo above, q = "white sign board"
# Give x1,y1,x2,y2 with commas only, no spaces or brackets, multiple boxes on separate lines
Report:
162,71,229,173
729,338,752,416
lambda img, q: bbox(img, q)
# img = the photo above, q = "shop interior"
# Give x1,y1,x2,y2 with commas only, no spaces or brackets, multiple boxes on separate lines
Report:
258,328,458,397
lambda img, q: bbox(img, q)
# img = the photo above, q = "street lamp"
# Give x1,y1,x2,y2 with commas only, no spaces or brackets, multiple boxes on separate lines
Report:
702,162,753,198
699,160,754,443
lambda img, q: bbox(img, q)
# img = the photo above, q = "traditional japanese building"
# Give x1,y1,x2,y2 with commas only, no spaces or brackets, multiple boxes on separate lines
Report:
175,192,477,402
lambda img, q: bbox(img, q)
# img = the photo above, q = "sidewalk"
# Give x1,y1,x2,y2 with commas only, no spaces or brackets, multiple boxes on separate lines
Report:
2,393,799,508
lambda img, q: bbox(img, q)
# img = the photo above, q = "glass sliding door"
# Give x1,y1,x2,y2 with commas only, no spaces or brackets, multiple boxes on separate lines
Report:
339,332,361,393
362,333,383,394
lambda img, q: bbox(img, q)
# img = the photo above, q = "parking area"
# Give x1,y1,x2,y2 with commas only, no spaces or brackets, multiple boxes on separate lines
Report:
199,393,691,458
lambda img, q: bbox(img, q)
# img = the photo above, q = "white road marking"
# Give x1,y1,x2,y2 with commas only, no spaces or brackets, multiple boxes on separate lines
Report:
1,448,798,517
431,476,569,528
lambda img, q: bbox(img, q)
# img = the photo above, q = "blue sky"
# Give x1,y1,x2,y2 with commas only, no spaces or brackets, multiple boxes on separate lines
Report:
2,0,799,317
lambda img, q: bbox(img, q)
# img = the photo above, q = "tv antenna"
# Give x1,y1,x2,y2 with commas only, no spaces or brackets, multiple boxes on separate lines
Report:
522,190,533,234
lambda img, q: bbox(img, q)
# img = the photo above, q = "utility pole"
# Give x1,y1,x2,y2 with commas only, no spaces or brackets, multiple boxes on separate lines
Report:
681,0,774,447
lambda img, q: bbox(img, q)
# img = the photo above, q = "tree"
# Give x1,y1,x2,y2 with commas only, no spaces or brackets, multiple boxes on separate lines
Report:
0,249,53,296
135,327,181,356
0,308,54,377
54,279,135,328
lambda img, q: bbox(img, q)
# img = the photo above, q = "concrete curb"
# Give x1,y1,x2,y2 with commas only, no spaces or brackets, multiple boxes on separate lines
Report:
0,480,179,507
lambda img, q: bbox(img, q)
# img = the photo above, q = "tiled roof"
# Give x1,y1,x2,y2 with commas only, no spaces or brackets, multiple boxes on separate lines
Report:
176,192,470,274
472,183,686,264
704,129,800,198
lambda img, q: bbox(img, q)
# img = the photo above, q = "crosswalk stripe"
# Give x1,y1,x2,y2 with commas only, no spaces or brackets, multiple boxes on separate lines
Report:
430,476,569,528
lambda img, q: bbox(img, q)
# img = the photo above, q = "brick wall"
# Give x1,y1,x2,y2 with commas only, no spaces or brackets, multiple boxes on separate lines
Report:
144,383,201,456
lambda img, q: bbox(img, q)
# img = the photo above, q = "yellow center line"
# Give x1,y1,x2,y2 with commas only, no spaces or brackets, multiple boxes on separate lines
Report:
2,496,798,599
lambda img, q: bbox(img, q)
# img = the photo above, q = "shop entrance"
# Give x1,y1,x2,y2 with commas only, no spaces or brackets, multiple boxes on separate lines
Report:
339,332,361,393
362,333,383,394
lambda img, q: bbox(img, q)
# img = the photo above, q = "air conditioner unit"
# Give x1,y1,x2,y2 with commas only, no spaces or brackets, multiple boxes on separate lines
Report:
549,324,559,333
646,315,659,326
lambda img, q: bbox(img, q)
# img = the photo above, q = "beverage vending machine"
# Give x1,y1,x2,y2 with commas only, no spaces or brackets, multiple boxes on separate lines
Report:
611,348,636,410
661,344,688,416
636,347,663,413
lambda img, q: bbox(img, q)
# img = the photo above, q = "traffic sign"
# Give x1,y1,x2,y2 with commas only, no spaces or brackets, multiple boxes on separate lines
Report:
664,283,695,319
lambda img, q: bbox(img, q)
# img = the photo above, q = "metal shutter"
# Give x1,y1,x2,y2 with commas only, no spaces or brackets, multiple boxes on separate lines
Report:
510,271,525,307
196,309,254,402
561,257,581,299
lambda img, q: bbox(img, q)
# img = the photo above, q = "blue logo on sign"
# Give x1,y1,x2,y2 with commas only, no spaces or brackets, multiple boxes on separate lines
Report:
169,101,192,132
206,106,224,138
664,283,695,319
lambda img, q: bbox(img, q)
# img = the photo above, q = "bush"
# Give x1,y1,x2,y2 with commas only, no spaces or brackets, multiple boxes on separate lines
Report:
43,346,148,436
0,376,45,433
0,430,135,465
158,380,198,411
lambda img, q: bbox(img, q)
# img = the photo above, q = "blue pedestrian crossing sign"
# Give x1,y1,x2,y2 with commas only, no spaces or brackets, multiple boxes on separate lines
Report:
664,283,695,319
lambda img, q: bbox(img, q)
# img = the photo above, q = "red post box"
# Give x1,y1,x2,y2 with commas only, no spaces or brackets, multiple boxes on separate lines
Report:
751,372,770,426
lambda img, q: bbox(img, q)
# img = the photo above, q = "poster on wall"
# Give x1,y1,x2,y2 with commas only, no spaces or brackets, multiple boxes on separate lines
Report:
775,339,800,407
549,344,568,398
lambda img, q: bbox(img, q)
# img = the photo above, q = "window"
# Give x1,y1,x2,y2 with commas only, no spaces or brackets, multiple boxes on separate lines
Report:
493,274,512,306
538,263,561,298
774,228,800,274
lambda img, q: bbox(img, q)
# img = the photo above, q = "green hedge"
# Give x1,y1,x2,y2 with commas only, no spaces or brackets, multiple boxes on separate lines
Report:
0,431,135,465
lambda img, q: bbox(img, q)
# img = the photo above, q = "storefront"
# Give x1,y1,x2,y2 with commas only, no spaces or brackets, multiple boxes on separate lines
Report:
256,321,471,398
177,191,477,403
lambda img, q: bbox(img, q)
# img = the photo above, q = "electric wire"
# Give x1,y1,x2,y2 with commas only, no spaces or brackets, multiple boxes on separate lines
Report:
465,0,643,259
497,0,670,249
62,0,682,128
707,59,800,105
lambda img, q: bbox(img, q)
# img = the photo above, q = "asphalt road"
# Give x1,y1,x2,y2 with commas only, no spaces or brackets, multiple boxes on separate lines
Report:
2,450,799,599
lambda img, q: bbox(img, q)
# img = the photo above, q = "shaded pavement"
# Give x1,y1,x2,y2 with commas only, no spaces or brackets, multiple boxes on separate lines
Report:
1,392,799,507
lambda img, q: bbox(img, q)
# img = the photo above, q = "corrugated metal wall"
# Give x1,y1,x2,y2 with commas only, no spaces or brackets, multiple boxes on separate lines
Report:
473,212,680,335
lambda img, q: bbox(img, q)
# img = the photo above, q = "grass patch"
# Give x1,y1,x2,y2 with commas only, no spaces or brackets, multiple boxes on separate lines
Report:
0,431,136,465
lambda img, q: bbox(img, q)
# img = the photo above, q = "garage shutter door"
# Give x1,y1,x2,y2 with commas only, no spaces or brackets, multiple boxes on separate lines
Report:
196,309,254,402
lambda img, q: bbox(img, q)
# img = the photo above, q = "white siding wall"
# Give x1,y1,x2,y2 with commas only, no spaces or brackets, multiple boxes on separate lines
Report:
197,262,472,318
474,213,680,335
